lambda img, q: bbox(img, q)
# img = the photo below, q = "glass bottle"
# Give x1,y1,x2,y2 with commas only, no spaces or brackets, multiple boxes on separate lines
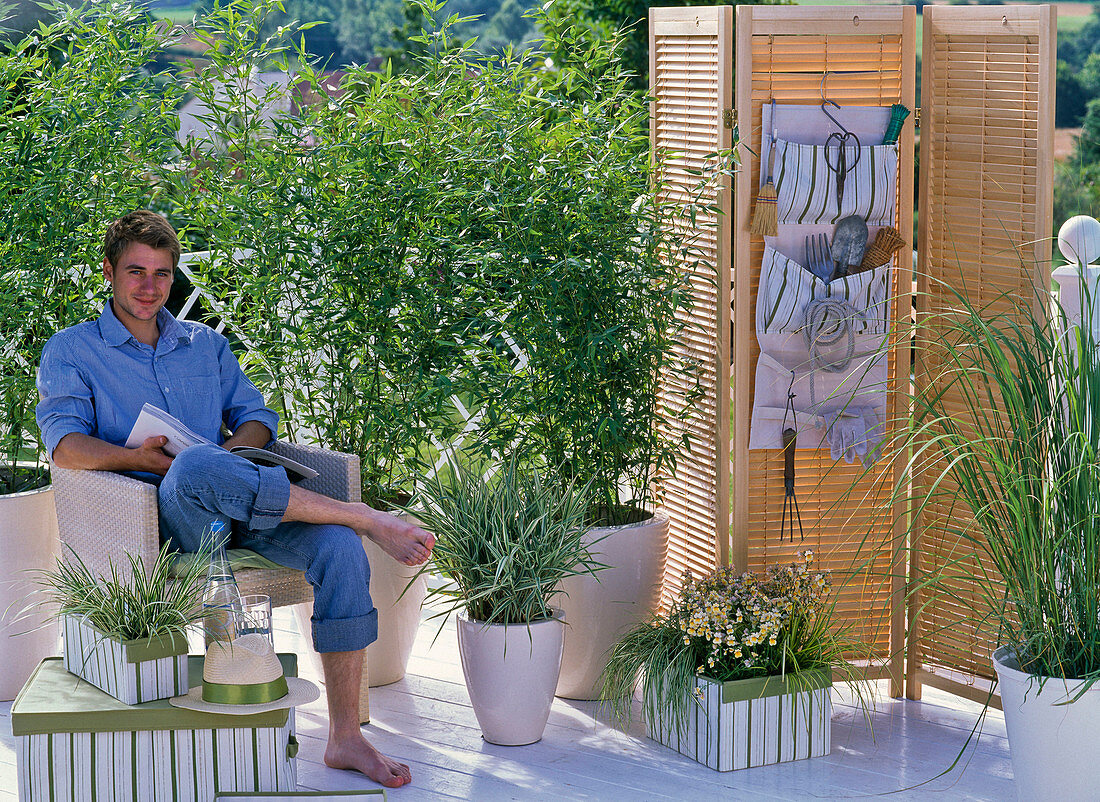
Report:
201,519,243,647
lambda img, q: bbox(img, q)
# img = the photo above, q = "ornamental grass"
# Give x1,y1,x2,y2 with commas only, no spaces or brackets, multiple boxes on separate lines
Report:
905,281,1100,683
34,543,211,642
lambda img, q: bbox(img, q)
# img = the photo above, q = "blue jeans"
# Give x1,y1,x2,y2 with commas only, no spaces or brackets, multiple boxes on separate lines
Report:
157,444,377,653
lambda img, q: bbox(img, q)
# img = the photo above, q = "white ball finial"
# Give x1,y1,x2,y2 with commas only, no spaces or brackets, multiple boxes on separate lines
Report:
1058,215,1100,269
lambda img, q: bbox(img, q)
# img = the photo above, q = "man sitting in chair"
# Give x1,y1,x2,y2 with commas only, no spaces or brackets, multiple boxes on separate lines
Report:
35,210,432,789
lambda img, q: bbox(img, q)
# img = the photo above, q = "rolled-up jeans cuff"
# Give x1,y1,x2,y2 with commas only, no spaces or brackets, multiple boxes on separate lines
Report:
249,464,290,531
312,609,379,653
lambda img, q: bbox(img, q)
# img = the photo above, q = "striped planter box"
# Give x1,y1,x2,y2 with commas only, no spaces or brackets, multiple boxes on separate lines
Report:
646,670,832,771
63,614,188,704
14,656,301,802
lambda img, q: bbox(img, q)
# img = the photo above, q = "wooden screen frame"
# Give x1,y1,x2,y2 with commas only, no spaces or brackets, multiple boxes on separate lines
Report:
650,6,733,606
732,6,916,697
907,3,1056,705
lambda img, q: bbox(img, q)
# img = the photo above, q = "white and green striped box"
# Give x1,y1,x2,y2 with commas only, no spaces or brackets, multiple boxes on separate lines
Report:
646,670,832,771
62,613,189,704
14,655,301,801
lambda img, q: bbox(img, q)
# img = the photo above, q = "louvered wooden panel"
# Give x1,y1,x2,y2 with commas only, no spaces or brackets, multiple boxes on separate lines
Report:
650,7,733,609
733,7,917,694
909,5,1055,700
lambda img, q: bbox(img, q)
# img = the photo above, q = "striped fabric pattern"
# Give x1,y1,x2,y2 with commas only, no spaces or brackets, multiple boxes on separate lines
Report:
773,139,898,225
646,677,831,771
17,714,297,801
62,615,188,705
756,246,892,336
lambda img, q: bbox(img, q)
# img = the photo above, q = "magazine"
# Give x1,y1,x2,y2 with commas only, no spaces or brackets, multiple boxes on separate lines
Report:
124,403,319,482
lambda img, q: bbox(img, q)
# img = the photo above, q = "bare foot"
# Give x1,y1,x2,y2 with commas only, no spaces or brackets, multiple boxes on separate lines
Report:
324,733,412,788
359,506,435,567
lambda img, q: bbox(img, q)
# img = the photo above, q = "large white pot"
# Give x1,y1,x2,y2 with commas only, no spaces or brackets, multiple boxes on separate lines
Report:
993,646,1100,801
362,526,428,687
0,484,60,701
456,610,565,746
555,512,669,700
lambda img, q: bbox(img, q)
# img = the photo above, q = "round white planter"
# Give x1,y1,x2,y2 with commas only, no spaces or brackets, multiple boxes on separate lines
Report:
456,610,565,746
555,512,669,700
993,646,1100,801
0,484,60,701
362,512,428,687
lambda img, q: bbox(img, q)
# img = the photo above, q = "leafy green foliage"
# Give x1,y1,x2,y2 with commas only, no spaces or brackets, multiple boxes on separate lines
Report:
171,0,714,517
907,282,1100,681
409,458,598,624
0,3,182,493
540,0,789,90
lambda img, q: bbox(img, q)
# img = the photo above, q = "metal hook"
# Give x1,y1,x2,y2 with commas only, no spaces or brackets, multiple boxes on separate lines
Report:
820,72,852,135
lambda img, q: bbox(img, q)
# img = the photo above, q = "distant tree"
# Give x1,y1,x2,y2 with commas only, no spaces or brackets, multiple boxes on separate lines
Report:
1058,60,1090,128
335,0,404,63
479,0,532,53
1,0,59,45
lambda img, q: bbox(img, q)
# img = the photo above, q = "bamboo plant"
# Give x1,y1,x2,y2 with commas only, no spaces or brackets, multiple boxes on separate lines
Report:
0,4,181,494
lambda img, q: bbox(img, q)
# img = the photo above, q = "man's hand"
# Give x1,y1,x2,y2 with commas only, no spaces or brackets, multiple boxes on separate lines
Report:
137,435,174,475
51,431,174,475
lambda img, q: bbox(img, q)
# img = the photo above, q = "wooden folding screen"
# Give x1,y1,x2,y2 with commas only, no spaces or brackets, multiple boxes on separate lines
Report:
908,5,1055,705
650,6,733,608
731,7,916,695
651,4,1053,705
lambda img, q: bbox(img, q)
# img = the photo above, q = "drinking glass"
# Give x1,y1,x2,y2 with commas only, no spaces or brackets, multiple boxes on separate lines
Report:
236,594,273,646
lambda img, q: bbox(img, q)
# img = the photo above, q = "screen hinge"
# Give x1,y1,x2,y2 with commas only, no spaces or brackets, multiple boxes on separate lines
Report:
723,108,736,129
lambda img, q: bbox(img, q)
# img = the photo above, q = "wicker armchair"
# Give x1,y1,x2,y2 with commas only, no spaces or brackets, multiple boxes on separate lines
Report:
50,441,372,721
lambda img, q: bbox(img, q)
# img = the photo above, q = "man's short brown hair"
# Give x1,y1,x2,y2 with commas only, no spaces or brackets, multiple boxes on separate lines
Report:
103,210,181,271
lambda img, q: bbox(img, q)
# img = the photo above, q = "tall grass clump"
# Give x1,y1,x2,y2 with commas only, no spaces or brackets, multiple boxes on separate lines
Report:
409,459,600,625
908,280,1100,682
36,543,210,642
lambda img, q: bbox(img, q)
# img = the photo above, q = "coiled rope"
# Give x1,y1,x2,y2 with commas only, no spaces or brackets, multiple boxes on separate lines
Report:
801,296,864,410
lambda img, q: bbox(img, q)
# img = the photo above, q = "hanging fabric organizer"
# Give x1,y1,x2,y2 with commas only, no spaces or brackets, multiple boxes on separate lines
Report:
749,102,899,463
772,139,898,226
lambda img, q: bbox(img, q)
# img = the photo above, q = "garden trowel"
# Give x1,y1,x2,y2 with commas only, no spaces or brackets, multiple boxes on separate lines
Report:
831,215,868,279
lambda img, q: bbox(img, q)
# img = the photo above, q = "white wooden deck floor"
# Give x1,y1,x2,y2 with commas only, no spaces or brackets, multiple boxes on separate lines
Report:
0,606,1017,800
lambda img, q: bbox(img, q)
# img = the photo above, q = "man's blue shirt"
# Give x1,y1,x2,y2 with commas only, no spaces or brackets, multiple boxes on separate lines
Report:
36,301,279,458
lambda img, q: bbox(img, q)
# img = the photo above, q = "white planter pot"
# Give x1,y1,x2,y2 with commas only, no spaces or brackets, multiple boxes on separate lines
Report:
0,484,60,701
362,524,427,687
555,512,669,699
456,610,565,746
994,646,1100,801
646,670,832,771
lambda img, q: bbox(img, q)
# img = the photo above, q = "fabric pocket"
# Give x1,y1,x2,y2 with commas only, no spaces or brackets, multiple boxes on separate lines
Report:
773,138,898,225
756,246,892,336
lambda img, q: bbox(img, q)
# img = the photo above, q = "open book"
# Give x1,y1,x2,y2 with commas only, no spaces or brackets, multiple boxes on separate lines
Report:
124,403,319,482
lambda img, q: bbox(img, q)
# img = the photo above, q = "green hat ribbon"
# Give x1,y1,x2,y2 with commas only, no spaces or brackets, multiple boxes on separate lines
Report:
202,675,289,705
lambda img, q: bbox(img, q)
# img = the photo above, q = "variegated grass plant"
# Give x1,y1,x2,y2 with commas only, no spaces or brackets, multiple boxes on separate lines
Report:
37,543,211,642
410,459,601,625
600,552,868,728
906,281,1100,683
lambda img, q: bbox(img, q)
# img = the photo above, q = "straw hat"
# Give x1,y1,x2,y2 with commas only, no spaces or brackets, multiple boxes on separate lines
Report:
170,633,319,714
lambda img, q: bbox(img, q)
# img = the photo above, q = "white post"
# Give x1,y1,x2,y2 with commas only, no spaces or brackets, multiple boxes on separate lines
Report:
1054,215,1100,333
